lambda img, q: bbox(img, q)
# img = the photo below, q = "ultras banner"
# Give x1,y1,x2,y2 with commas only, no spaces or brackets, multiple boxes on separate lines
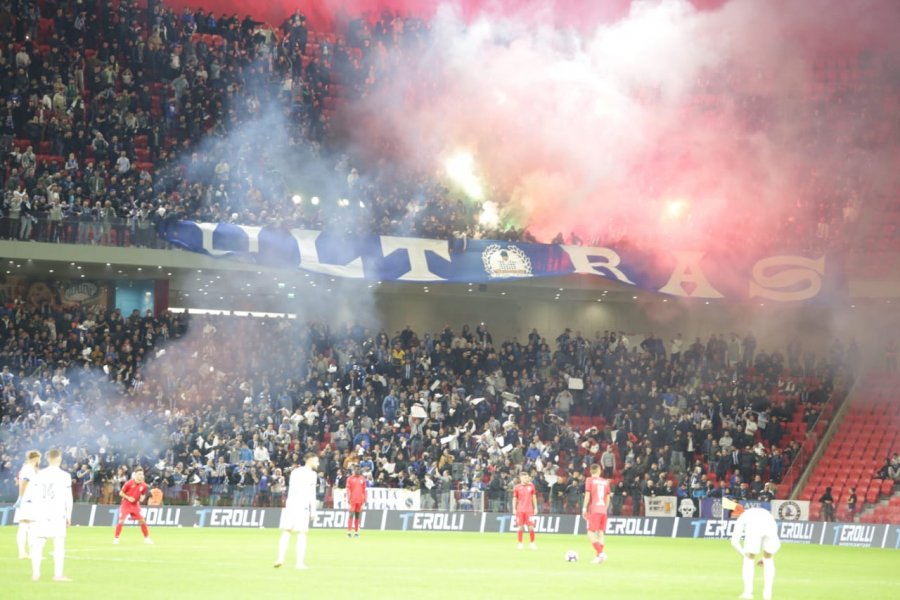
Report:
158,221,835,302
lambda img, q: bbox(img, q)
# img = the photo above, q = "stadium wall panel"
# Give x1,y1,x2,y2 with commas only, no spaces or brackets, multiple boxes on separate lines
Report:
1,505,897,549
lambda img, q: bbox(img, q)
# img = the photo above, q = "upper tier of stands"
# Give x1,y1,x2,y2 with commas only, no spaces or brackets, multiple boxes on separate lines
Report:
3,0,894,251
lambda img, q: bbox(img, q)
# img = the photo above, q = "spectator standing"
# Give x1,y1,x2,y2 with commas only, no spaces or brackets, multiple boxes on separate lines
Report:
846,487,857,521
600,445,616,478
819,486,835,522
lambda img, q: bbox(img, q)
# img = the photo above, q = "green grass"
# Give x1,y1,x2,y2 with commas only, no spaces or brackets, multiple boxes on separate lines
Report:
1,527,897,599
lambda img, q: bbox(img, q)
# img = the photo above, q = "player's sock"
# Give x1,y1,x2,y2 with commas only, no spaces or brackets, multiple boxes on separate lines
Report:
114,523,123,538
355,514,360,533
17,523,28,557
53,537,65,579
277,531,290,564
30,535,46,579
517,529,523,543
140,522,150,538
592,542,603,555
295,533,307,568
529,530,535,543
742,557,755,597
762,558,775,600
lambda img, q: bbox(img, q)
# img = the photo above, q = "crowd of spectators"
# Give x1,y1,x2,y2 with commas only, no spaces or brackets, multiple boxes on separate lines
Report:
0,293,851,514
0,0,872,250
0,0,523,247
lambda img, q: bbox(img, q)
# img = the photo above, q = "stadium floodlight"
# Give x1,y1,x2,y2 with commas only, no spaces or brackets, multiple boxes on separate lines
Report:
311,196,320,205
291,194,303,205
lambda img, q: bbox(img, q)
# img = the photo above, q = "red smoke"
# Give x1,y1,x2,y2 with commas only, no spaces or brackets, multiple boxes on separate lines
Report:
158,0,728,31
335,0,899,274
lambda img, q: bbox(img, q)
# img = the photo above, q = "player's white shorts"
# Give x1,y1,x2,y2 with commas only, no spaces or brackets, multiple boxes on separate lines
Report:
34,518,68,539
744,522,781,555
13,502,38,524
279,506,311,533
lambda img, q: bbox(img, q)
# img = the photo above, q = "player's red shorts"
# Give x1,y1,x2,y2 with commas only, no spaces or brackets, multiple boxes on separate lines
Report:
586,513,608,533
119,503,144,522
349,502,364,513
515,512,534,528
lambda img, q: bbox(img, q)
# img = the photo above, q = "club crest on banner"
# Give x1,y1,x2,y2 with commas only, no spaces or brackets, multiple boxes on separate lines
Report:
776,500,802,521
710,499,723,519
482,244,532,279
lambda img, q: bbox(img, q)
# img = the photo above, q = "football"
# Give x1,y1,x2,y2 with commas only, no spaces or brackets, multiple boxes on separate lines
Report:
565,550,579,562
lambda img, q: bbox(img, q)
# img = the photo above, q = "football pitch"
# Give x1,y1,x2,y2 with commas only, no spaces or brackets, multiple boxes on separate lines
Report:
1,527,896,599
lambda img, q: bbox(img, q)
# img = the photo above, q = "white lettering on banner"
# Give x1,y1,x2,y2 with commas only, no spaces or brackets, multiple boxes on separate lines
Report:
333,488,420,510
142,508,182,527
313,510,365,529
209,509,265,528
198,223,231,256
658,252,724,298
413,513,465,531
561,245,635,284
242,226,263,254
380,237,451,281
644,496,676,517
749,256,825,301
512,515,562,533
290,230,365,278
607,518,659,536
704,520,737,538
779,522,815,542
840,525,875,544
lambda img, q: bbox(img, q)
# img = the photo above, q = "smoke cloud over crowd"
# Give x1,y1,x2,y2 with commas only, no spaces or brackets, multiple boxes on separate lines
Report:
342,0,899,258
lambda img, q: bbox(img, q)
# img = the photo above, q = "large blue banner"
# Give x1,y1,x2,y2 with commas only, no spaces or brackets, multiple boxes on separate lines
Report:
159,221,834,301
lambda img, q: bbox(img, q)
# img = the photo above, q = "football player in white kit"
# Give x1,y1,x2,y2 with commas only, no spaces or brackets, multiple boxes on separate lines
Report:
14,450,41,559
28,449,74,582
274,452,319,569
728,501,781,600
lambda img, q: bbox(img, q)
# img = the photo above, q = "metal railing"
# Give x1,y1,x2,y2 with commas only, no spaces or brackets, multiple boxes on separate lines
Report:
0,216,166,248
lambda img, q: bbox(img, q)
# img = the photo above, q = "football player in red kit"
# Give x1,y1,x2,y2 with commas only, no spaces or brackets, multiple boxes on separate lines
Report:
114,468,152,544
346,465,368,537
513,472,538,550
583,464,610,564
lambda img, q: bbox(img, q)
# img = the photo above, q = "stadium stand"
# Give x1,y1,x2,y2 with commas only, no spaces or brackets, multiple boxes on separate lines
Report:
0,0,880,248
0,1,894,525
0,294,850,515
798,374,900,522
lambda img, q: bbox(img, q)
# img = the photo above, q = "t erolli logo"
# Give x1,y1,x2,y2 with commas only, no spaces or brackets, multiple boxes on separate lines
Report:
831,524,876,546
482,245,532,279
